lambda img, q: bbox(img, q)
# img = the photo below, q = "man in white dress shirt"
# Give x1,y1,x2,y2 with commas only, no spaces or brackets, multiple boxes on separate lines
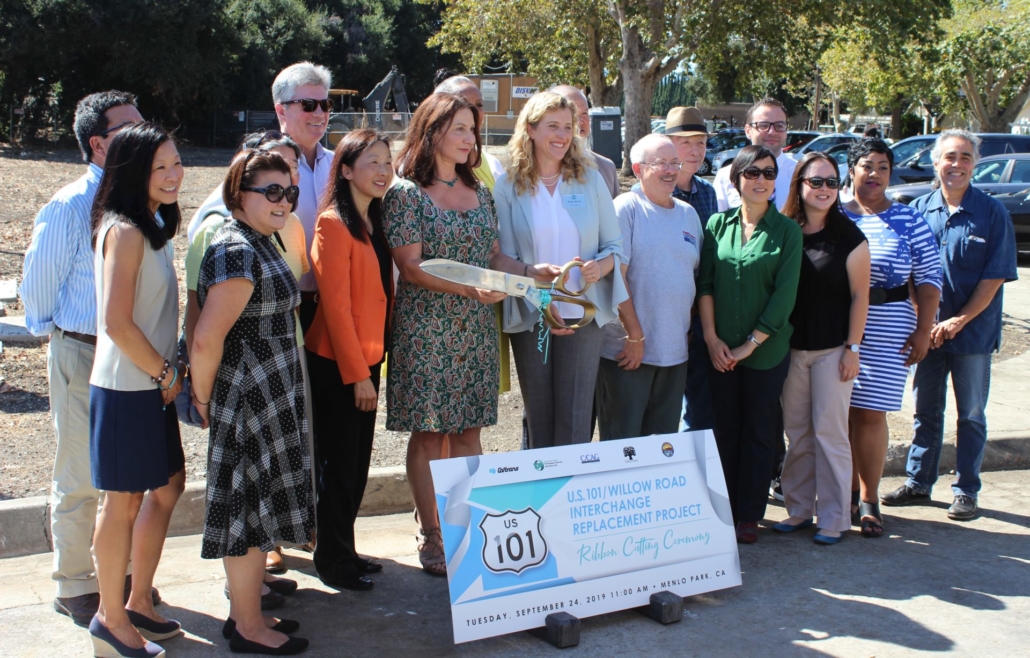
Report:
272,61,334,332
713,98,797,212
21,91,146,626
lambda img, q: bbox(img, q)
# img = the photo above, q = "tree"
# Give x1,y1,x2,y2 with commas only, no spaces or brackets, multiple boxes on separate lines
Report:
932,0,1030,132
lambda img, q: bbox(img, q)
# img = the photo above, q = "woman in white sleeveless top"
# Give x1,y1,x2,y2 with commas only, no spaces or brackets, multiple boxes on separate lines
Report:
87,123,186,658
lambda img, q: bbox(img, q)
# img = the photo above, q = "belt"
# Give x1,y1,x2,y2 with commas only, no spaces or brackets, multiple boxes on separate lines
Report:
60,329,97,346
869,284,909,306
301,291,320,303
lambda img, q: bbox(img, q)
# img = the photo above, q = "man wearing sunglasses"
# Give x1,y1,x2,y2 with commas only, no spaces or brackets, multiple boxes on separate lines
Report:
21,91,150,626
713,97,797,214
272,61,335,332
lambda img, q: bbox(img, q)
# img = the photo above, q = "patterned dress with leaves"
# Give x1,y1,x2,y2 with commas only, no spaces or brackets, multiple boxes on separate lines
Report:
383,179,499,433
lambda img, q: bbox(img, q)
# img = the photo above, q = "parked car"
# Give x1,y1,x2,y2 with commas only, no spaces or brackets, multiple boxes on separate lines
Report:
995,186,1030,251
890,135,937,166
787,133,861,160
890,134,1030,185
783,131,822,155
651,119,667,134
886,153,1030,204
707,130,750,172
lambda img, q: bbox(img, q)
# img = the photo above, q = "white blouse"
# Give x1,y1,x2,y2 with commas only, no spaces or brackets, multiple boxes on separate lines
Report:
530,178,584,319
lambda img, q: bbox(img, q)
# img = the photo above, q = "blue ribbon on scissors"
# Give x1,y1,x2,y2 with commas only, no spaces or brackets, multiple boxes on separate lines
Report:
536,284,555,363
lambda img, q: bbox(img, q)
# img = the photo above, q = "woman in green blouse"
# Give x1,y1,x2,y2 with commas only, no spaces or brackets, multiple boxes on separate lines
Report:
697,144,802,545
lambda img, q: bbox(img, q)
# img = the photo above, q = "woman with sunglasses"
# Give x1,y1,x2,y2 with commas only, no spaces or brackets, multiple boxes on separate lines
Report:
87,122,185,658
184,131,314,580
841,138,941,538
304,129,394,591
190,150,312,655
697,144,802,545
775,152,870,545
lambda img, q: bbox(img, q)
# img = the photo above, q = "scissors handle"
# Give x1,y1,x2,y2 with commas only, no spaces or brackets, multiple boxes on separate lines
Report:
552,260,592,296
542,297,596,330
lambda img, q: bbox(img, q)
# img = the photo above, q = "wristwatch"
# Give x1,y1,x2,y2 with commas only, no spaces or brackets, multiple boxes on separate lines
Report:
845,344,860,353
746,334,762,348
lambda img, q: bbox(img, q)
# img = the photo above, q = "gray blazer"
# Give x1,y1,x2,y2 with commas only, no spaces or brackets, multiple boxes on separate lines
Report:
494,167,628,333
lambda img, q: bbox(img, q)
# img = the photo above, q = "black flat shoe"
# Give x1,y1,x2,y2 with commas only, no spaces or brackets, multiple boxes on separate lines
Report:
222,618,300,640
265,578,298,596
321,573,374,591
354,557,383,574
229,630,308,655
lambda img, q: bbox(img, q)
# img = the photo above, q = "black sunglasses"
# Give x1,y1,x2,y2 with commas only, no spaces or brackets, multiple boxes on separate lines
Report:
742,166,778,181
804,177,841,190
242,184,300,206
281,98,331,113
97,121,137,138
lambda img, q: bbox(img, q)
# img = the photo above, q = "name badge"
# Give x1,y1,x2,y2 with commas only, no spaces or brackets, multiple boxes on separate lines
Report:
563,194,586,208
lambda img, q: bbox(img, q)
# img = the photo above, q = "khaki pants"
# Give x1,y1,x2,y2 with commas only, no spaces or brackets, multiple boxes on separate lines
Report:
780,347,853,533
47,330,102,597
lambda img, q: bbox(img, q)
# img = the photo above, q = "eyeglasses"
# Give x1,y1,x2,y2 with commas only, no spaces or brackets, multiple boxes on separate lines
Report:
97,121,136,138
741,166,778,181
242,184,300,205
644,160,683,171
747,121,788,133
803,177,841,190
281,98,331,113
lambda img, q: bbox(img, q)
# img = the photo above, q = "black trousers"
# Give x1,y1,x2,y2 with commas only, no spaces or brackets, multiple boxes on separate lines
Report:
306,349,380,580
709,353,790,525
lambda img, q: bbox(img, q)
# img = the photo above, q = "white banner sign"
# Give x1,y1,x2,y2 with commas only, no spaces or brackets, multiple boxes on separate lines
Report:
430,431,740,643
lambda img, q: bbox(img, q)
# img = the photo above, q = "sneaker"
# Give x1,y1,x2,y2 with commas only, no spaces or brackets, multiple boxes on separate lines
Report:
947,495,977,520
769,478,784,502
880,484,931,506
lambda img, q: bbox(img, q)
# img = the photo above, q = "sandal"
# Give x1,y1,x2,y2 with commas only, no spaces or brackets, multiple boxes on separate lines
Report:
417,528,447,577
859,500,884,538
850,490,861,527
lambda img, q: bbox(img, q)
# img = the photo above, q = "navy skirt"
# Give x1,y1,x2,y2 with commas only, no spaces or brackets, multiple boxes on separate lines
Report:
90,386,185,492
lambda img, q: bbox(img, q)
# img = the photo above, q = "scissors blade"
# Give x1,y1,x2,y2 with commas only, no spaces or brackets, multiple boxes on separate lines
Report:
420,259,543,308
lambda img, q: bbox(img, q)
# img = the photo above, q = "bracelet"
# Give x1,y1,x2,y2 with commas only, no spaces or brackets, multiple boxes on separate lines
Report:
625,335,645,343
151,358,171,384
523,263,529,277
194,400,209,407
158,366,178,391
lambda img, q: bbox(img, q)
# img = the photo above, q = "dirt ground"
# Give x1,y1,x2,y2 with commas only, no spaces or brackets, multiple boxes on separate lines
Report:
2,145,1027,500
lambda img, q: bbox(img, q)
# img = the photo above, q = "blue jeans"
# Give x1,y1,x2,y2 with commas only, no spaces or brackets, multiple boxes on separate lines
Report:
682,321,715,431
906,350,992,498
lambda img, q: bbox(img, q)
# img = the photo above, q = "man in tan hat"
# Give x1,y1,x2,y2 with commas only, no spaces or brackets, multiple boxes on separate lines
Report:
665,106,717,225
663,106,718,433
551,85,619,198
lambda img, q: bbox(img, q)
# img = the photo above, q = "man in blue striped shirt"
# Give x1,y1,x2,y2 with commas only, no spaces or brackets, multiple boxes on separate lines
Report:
20,90,142,626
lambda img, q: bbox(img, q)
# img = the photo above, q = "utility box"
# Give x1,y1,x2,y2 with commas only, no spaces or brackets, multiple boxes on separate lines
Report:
589,107,622,168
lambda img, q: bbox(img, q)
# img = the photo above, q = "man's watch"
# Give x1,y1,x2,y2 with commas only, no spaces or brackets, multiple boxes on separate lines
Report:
845,344,860,353
746,334,762,348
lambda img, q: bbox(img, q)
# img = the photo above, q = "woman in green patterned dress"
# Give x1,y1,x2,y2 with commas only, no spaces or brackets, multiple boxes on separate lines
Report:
383,93,527,576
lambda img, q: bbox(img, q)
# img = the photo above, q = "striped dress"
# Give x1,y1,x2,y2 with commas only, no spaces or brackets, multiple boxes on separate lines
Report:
845,203,942,411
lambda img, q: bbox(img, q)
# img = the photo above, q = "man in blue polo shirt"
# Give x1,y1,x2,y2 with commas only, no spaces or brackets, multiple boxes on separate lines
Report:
881,129,1019,520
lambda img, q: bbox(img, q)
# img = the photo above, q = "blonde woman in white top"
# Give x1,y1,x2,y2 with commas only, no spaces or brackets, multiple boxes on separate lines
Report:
87,123,185,658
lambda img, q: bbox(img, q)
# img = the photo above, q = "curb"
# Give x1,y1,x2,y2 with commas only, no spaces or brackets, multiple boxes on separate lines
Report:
3,438,1030,560
0,465,411,560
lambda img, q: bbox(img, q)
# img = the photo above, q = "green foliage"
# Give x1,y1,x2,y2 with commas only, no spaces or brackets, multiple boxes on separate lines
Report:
651,72,698,116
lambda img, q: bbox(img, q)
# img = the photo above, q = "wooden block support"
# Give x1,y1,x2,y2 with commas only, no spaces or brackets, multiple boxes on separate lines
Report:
530,611,581,648
638,590,683,625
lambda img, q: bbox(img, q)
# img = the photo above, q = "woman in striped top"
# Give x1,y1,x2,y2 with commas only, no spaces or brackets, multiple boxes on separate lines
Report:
842,138,942,538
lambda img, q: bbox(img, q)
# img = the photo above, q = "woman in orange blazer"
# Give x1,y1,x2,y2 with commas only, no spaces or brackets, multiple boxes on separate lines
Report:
304,129,394,591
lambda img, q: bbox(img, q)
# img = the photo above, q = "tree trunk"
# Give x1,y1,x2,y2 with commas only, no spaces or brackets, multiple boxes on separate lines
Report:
619,25,650,174
831,93,842,133
890,96,904,140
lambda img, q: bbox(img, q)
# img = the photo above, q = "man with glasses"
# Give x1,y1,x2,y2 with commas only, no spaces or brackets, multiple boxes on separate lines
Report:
21,91,146,626
595,134,703,439
272,61,334,332
713,98,797,213
882,130,1019,520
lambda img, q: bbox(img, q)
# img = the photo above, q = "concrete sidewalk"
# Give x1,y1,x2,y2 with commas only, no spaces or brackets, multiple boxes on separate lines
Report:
2,470,1029,657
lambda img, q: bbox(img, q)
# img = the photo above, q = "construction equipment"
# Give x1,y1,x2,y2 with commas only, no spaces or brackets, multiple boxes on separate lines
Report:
326,66,411,146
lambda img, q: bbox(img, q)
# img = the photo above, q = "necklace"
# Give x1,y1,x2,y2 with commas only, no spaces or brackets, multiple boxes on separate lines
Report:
539,171,561,185
435,176,458,187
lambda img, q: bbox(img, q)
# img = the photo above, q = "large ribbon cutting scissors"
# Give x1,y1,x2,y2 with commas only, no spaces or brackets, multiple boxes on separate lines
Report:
419,259,596,330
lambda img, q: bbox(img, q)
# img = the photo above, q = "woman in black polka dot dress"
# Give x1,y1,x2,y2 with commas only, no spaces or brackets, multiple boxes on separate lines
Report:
190,150,313,654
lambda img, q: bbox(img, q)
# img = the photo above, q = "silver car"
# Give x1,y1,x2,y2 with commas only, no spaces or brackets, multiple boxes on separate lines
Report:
886,153,1030,204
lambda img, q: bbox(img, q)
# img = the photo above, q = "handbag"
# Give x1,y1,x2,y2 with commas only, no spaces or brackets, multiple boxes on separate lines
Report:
173,333,205,427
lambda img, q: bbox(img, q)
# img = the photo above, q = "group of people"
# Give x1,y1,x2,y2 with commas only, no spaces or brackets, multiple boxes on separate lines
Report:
19,58,1017,657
